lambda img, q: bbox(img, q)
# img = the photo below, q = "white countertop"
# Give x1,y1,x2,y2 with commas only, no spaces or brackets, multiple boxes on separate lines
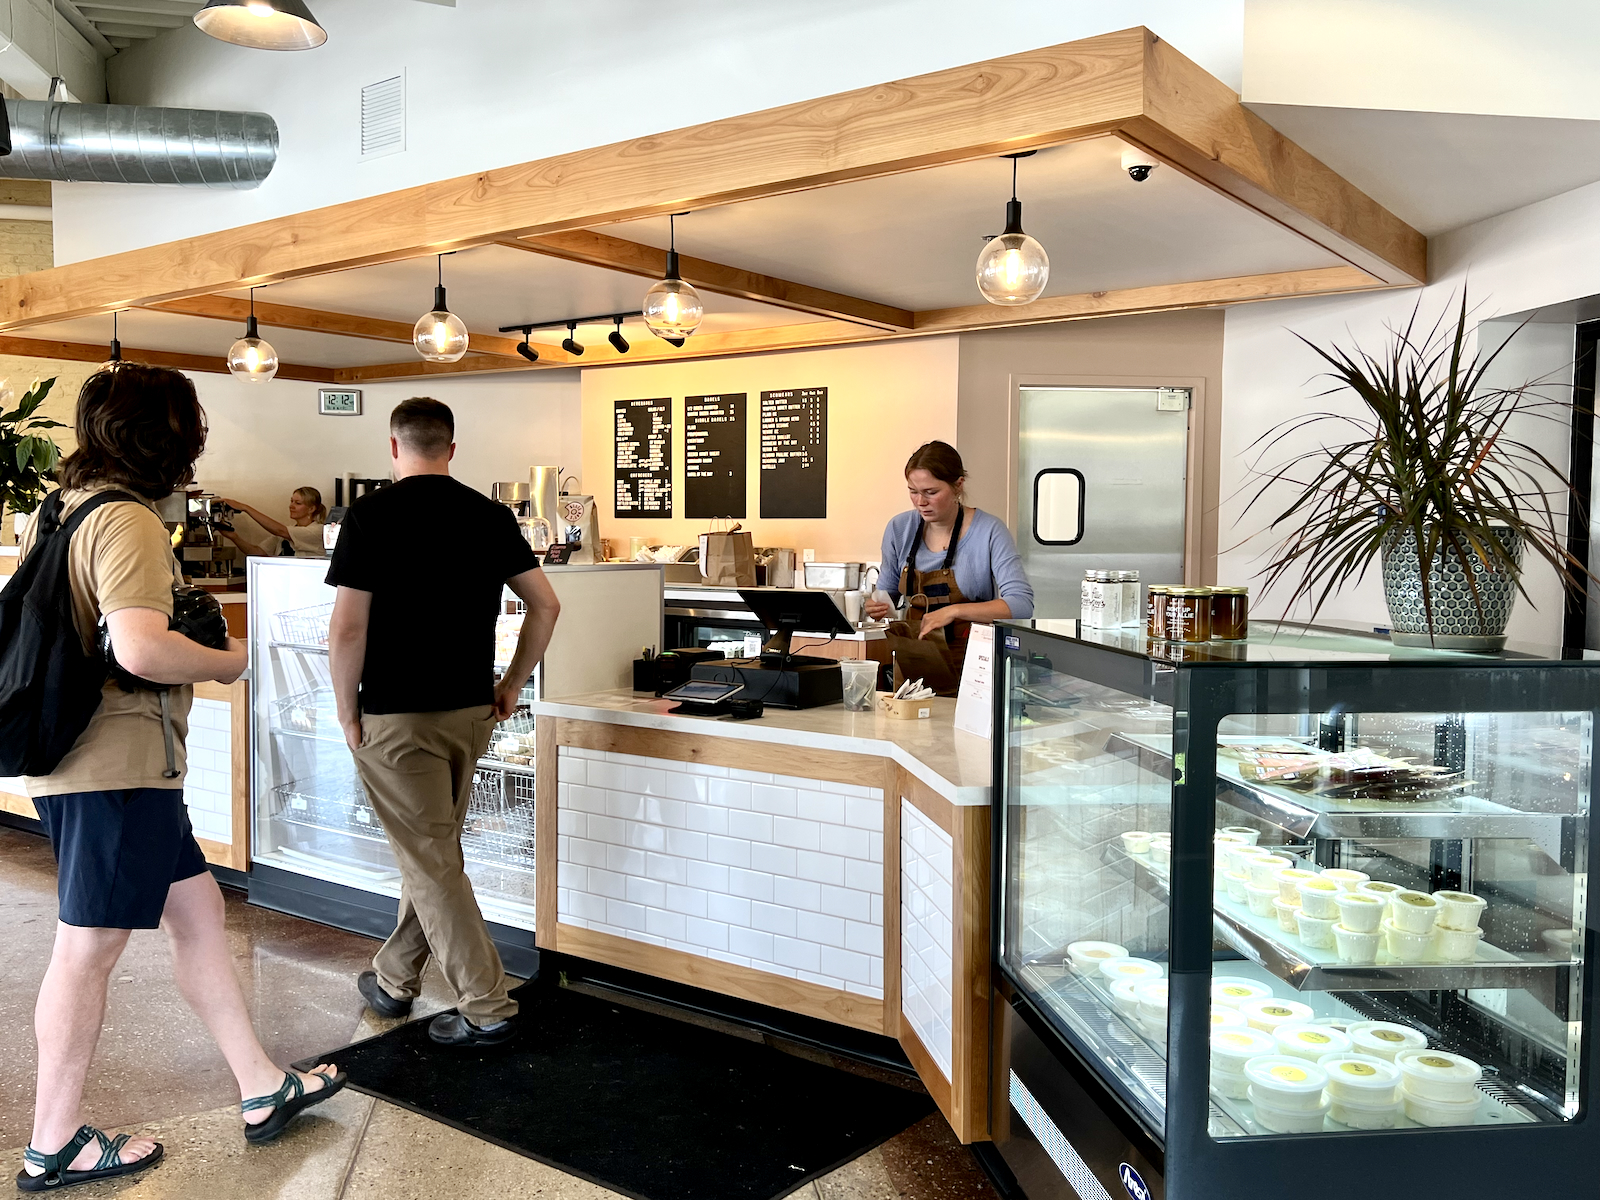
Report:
533,688,991,806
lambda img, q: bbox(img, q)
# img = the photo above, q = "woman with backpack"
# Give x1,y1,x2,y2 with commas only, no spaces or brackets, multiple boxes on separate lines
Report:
12,365,344,1192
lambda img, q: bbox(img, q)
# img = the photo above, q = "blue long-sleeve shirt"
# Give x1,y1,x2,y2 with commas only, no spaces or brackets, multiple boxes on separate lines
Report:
879,507,1034,619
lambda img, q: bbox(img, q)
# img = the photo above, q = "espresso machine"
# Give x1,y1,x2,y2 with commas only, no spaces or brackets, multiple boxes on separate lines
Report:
491,481,545,550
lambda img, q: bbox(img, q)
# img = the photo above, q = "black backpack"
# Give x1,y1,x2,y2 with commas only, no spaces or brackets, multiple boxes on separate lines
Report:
0,488,141,776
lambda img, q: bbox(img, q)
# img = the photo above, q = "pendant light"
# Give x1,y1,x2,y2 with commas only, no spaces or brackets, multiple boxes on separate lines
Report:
642,214,703,342
608,317,630,354
561,323,585,357
975,152,1049,306
194,0,327,50
413,254,469,363
227,288,279,383
106,310,122,364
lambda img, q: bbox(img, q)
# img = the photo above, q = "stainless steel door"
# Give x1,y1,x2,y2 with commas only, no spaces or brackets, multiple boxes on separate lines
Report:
1018,387,1189,619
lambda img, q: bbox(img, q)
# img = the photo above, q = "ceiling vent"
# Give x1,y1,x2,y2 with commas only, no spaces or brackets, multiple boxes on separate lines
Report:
360,74,405,160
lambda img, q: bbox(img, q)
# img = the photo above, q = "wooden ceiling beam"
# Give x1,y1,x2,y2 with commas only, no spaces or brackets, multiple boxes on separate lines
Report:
139,294,572,363
503,231,915,330
0,27,1425,334
0,335,335,382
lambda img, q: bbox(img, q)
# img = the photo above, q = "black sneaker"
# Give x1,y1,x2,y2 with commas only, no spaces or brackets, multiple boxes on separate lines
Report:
428,1012,516,1047
357,971,412,1019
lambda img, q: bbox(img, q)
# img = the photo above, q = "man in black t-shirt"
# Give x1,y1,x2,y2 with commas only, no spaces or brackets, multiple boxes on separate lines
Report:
326,398,560,1047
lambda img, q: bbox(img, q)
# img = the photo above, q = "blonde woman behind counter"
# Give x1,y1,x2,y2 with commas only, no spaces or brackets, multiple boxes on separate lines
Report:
221,488,328,558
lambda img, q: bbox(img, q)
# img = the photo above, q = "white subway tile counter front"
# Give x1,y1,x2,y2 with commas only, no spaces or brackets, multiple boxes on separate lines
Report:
531,688,994,1142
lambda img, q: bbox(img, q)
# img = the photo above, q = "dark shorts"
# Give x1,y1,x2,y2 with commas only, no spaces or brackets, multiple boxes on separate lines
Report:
32,789,209,929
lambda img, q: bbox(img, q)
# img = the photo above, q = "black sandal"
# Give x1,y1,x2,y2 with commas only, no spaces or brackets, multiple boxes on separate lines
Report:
16,1125,163,1192
241,1068,347,1145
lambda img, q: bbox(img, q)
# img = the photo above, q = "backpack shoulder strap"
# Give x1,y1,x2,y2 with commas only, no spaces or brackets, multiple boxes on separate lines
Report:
49,489,145,542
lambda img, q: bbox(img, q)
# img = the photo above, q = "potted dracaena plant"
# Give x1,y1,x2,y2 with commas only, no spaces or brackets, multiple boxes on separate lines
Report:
1240,295,1584,652
0,378,66,543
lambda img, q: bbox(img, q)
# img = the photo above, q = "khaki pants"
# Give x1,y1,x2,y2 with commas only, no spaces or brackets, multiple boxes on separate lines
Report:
353,705,516,1025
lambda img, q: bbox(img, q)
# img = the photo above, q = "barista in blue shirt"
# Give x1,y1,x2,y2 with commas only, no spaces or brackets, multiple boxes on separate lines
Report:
864,441,1033,687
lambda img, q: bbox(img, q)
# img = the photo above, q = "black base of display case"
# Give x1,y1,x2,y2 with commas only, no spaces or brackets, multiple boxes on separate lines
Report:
247,861,541,978
994,980,1165,1200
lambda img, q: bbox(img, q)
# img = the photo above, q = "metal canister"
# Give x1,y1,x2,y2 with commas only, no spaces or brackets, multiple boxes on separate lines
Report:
1166,586,1213,643
1210,586,1250,640
1146,584,1172,640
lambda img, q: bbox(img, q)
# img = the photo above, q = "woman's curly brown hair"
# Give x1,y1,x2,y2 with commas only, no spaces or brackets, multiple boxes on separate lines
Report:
58,364,208,499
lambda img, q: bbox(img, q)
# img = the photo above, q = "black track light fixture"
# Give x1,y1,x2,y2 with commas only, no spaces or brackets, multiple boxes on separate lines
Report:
608,317,630,354
107,310,122,364
561,322,584,357
515,336,540,363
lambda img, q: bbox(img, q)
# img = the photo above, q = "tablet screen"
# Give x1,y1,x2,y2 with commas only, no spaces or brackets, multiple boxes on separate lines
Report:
664,680,745,704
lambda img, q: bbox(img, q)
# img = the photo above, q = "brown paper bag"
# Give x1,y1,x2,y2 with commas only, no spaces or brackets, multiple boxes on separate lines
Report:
699,528,757,586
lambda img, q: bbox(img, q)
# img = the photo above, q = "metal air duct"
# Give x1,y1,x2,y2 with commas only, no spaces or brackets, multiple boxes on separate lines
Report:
0,100,278,188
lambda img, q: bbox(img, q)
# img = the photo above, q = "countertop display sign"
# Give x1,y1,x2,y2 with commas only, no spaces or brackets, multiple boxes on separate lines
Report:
953,622,994,740
614,397,673,517
760,386,827,519
685,393,746,519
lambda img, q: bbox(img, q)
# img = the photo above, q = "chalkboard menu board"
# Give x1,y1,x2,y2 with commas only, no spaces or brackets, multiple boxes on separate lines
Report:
760,387,827,519
614,397,672,517
685,393,746,519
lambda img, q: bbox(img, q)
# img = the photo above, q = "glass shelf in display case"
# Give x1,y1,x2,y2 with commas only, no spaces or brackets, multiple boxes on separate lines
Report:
248,557,539,939
991,619,1597,1200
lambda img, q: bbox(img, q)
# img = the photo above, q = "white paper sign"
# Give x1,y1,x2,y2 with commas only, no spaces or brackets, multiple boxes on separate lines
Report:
953,622,995,740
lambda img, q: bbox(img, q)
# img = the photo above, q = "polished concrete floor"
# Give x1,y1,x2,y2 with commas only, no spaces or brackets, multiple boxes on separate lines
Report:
0,826,999,1199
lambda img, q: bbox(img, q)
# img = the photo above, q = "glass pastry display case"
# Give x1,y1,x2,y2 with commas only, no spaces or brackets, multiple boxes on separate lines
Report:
991,619,1596,1200
248,557,539,968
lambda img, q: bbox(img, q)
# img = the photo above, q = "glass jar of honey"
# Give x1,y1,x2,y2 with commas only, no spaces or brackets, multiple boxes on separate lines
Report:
1165,586,1213,643
1210,586,1250,640
1146,584,1172,640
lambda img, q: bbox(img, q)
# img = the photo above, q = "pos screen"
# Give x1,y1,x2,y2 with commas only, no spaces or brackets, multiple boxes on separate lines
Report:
663,680,745,705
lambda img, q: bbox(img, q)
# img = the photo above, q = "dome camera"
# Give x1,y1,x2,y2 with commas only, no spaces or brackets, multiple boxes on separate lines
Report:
1120,146,1157,182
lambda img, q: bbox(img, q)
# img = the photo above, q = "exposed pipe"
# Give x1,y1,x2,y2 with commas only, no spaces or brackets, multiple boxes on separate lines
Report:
0,100,278,188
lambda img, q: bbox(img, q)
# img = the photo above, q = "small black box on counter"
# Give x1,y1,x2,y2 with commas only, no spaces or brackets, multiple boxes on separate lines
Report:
634,647,723,695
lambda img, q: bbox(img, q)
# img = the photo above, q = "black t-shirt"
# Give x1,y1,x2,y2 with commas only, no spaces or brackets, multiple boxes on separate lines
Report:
325,475,539,715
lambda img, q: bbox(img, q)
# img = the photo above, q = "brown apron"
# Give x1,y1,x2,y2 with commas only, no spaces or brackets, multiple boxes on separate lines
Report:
887,506,972,696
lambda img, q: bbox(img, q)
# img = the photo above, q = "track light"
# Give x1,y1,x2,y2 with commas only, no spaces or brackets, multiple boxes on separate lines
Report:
227,287,279,383
515,338,540,363
608,317,630,354
194,0,327,50
642,214,704,342
975,151,1049,306
414,254,469,363
561,323,584,357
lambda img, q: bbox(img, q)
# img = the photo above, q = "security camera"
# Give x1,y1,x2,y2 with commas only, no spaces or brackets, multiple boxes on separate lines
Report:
1121,147,1157,182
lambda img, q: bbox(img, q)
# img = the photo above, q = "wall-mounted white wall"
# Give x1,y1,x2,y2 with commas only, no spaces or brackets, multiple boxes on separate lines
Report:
1219,176,1600,646
185,368,581,520
56,0,1244,264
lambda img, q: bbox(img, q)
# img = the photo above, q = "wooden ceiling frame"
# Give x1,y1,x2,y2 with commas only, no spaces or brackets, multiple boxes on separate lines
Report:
0,335,336,383
0,27,1425,377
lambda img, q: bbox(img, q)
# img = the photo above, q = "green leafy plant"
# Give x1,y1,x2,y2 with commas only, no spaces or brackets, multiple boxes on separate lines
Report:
1239,295,1585,628
0,377,66,518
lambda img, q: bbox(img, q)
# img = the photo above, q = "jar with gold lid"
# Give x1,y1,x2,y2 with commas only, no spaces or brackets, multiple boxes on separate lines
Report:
1165,586,1213,643
1146,584,1172,641
1210,586,1250,640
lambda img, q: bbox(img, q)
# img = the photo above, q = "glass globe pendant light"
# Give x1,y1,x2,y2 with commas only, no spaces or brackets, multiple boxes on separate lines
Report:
975,152,1049,306
227,288,279,383
413,254,469,363
642,214,703,344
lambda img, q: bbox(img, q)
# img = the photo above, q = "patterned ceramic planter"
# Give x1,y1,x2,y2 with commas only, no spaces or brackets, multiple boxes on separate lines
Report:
1381,527,1522,652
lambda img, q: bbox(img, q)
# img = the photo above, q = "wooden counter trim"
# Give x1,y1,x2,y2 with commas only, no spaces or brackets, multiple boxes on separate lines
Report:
1,790,37,820
899,767,956,837
535,716,559,947
899,1021,953,1118
554,718,880,789
554,922,886,1034
950,803,993,1142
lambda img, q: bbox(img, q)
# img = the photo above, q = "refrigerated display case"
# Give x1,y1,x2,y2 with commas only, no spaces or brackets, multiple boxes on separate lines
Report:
991,619,1597,1200
248,557,540,968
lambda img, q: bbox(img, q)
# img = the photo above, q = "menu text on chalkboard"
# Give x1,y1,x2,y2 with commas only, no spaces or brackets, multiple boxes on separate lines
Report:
685,393,746,519
614,397,672,517
760,387,827,519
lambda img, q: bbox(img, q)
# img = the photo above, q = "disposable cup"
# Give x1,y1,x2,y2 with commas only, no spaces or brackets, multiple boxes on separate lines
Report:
1336,892,1385,933
1433,891,1487,932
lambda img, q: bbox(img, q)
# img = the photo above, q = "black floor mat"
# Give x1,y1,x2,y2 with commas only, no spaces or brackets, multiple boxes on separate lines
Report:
313,982,934,1200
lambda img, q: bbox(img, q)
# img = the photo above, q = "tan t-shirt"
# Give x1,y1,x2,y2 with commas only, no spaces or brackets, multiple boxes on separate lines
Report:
19,487,191,797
